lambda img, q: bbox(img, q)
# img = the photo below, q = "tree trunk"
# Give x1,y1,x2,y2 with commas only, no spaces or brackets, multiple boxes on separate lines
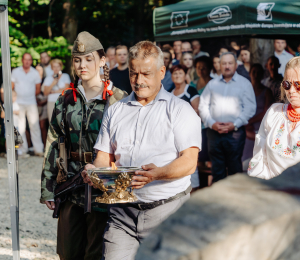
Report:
62,0,77,76
249,38,274,67
135,0,146,42
62,0,78,44
47,0,55,39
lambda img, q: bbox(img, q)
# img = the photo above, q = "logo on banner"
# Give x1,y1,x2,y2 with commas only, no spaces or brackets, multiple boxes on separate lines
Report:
170,11,190,29
207,5,232,24
257,3,275,21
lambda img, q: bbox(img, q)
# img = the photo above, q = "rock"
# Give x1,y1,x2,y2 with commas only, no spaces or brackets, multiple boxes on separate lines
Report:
136,171,300,260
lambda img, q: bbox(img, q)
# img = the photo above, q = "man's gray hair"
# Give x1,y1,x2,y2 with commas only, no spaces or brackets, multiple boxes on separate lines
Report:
129,41,164,69
220,52,237,62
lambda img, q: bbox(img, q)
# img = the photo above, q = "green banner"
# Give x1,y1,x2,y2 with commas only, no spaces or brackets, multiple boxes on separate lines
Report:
153,0,300,42
0,0,8,5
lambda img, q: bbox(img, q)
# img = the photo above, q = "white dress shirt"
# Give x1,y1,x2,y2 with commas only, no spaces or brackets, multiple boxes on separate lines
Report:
11,66,41,105
199,72,256,129
275,50,294,76
248,103,300,180
94,86,202,202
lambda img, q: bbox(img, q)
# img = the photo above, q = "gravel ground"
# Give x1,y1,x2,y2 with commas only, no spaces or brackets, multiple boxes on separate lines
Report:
0,156,59,260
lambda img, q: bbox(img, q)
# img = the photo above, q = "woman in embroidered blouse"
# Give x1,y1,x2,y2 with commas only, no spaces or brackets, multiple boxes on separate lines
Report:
248,57,300,179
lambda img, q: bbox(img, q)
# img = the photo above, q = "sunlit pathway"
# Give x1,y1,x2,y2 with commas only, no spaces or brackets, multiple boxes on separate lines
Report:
0,156,58,260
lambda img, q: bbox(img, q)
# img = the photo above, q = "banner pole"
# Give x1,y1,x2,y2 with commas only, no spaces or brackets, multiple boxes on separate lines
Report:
0,5,20,260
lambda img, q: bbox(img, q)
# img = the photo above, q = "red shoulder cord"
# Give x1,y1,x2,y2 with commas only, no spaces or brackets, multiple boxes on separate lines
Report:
103,80,113,100
62,83,78,102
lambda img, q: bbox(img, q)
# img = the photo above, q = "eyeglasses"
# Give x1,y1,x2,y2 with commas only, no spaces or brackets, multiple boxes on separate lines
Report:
281,80,300,91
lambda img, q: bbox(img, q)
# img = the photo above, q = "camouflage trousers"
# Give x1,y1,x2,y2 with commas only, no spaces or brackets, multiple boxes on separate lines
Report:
57,200,108,260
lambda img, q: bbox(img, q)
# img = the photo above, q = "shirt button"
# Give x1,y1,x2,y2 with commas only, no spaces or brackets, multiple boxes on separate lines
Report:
138,123,141,127
136,140,139,144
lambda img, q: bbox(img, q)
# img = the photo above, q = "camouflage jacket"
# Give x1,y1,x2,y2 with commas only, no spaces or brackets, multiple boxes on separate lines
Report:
40,85,127,210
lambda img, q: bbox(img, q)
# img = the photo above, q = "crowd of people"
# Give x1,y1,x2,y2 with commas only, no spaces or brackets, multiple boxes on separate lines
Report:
0,28,299,259
1,38,298,187
157,38,298,189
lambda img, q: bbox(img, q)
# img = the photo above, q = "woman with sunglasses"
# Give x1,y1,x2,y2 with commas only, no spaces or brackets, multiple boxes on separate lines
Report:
248,57,300,180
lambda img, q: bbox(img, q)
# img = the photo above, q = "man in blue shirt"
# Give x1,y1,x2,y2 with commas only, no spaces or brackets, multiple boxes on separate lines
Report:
199,52,256,182
161,49,174,91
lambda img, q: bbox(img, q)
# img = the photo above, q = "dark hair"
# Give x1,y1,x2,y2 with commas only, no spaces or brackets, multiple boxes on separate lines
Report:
240,45,249,52
162,49,172,60
115,45,128,53
250,63,265,80
194,56,213,72
170,64,188,74
211,54,220,73
69,49,107,106
22,52,32,59
267,55,280,66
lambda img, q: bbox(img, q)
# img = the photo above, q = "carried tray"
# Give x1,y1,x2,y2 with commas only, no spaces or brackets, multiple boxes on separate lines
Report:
87,167,141,204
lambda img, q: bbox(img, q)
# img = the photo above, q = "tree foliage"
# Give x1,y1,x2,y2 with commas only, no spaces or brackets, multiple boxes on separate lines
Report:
2,0,181,68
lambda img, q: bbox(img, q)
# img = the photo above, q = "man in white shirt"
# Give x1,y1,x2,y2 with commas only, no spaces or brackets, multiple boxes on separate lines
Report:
11,53,44,156
274,39,294,76
199,52,256,182
82,41,202,259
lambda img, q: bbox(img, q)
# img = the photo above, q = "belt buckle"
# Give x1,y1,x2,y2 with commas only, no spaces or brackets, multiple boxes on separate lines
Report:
84,152,92,164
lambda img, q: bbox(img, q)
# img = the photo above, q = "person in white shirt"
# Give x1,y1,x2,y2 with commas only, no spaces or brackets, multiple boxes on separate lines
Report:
11,53,44,156
274,39,294,77
248,57,300,180
43,59,71,121
82,41,202,259
199,52,256,182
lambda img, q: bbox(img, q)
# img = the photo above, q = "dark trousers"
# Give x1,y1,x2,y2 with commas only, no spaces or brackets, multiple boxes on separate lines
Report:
207,127,246,182
57,200,108,260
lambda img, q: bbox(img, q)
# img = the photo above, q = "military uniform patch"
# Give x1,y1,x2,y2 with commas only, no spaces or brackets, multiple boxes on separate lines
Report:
77,43,85,53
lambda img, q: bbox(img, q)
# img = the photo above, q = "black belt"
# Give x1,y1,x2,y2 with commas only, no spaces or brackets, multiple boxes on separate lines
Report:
128,185,192,211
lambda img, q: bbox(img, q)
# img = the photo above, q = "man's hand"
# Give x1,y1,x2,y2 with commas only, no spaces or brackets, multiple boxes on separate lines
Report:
45,201,55,210
81,164,96,187
212,122,228,134
132,164,162,189
223,122,235,132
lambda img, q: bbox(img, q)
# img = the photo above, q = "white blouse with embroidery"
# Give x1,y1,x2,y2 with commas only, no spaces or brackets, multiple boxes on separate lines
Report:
248,103,300,180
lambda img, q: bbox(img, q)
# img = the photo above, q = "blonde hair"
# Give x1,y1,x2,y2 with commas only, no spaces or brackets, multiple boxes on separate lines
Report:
50,59,63,70
280,57,300,101
180,52,196,82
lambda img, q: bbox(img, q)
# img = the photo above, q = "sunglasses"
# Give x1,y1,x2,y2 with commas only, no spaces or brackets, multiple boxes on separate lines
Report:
282,80,300,91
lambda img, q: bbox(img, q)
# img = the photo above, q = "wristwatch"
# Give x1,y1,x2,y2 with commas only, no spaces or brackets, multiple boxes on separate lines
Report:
233,123,238,131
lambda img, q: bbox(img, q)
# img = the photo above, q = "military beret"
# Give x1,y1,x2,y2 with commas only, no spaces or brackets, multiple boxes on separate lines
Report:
72,31,104,57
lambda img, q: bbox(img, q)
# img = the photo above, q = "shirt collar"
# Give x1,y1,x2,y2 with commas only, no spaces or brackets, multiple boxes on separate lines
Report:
77,79,113,102
127,84,171,106
220,72,238,83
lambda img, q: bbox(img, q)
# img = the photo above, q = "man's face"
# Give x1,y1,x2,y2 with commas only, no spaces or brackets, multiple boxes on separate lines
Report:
192,41,200,53
220,54,237,78
22,54,33,69
266,58,280,74
106,48,116,62
116,48,128,65
274,40,286,53
129,56,165,99
173,41,182,54
40,53,50,66
181,42,192,52
163,52,171,68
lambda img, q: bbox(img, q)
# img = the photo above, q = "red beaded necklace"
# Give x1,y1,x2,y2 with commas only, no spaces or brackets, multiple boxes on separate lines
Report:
287,104,300,122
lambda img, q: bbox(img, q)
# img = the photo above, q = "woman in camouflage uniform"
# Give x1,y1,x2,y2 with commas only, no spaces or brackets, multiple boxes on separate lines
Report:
40,31,127,259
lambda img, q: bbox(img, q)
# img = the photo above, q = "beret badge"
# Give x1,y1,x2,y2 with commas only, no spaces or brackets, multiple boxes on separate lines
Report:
77,42,85,53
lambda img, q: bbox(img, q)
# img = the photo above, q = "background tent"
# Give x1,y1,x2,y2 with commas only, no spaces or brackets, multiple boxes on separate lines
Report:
153,0,300,42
